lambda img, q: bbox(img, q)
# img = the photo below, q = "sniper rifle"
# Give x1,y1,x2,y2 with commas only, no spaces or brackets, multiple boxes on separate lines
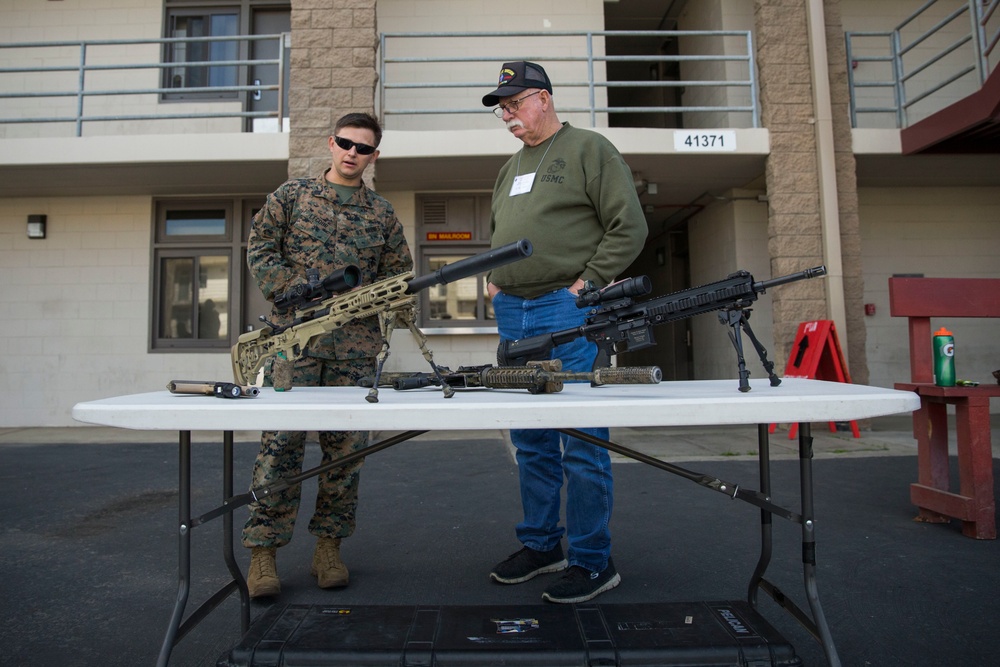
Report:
232,239,533,402
498,265,827,392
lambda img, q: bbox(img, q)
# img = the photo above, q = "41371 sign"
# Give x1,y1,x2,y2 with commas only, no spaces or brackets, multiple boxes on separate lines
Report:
674,130,737,152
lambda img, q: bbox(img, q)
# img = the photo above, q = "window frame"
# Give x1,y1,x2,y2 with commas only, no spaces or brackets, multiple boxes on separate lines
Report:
415,193,498,332
151,197,264,351
161,0,290,103
419,246,493,329
162,5,244,101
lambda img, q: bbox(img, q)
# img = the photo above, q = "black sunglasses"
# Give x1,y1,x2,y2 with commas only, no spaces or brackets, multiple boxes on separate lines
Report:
333,135,377,155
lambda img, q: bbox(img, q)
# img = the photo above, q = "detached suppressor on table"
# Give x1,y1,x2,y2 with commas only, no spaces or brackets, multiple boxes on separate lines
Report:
167,380,260,399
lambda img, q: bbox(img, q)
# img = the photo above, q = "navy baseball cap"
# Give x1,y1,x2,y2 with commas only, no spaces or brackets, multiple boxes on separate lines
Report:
482,61,553,107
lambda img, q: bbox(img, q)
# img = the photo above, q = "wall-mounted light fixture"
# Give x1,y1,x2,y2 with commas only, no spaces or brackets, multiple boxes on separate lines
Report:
27,214,47,239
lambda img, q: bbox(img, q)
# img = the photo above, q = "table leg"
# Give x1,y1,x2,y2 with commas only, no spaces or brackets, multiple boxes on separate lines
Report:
798,423,840,667
553,426,844,665
747,424,773,606
222,431,250,632
157,430,192,667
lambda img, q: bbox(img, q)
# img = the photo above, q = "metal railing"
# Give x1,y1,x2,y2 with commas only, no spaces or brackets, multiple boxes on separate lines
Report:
2,29,758,136
846,0,1000,127
379,30,760,128
0,33,288,137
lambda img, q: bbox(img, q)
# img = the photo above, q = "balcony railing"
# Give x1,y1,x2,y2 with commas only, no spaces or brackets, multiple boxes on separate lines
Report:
379,30,760,129
0,33,289,137
1,29,759,137
846,0,1000,127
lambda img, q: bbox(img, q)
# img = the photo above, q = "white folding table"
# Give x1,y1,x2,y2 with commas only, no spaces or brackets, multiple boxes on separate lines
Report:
72,377,919,667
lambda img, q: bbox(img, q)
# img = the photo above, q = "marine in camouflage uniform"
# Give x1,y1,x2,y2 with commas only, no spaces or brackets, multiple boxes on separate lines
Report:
242,113,412,595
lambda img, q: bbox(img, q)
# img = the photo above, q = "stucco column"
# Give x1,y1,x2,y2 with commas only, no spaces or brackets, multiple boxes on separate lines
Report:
817,0,868,385
288,0,379,180
753,0,866,383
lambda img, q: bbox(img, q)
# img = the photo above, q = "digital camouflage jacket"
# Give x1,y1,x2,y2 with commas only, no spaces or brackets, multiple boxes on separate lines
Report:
248,172,413,360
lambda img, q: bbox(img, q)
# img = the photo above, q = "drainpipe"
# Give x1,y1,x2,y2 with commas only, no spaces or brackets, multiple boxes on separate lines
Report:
805,0,849,365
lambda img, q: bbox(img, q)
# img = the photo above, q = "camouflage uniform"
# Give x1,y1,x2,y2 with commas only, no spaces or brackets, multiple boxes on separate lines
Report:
242,171,413,548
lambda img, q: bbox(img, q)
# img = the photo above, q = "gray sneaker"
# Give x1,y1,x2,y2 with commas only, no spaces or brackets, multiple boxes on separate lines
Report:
489,544,568,584
541,558,621,603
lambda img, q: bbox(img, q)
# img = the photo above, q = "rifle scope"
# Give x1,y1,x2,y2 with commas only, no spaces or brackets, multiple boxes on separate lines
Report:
405,238,533,294
575,275,652,307
274,265,362,312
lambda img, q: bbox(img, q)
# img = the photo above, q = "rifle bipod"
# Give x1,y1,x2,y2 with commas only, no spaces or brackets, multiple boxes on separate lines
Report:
366,309,454,403
718,307,780,392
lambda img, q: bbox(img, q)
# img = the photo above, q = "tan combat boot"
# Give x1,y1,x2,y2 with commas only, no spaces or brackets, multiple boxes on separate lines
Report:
311,537,349,589
247,546,280,598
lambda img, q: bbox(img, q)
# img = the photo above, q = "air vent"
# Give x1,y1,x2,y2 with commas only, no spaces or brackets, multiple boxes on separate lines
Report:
422,200,447,225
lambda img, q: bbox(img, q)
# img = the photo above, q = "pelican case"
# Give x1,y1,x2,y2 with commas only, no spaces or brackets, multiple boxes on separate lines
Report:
218,600,802,666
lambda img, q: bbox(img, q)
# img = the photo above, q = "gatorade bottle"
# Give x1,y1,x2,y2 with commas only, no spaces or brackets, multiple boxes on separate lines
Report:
933,327,955,387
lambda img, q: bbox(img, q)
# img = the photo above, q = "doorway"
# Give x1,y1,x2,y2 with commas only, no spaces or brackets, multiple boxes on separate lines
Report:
617,225,693,381
249,8,291,132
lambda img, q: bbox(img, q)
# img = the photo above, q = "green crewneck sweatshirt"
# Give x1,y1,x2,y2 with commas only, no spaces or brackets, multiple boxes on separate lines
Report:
489,123,648,299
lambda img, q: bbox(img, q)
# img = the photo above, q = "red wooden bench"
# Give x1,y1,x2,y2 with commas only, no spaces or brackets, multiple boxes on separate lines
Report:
889,277,1000,539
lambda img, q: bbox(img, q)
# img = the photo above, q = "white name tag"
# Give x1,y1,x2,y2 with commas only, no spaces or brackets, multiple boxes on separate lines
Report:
510,173,535,196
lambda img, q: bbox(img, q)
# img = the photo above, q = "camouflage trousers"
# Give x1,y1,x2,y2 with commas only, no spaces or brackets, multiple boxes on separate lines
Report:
241,355,374,549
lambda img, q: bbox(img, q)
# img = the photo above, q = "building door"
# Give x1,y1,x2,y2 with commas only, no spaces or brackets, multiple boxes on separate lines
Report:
249,8,291,132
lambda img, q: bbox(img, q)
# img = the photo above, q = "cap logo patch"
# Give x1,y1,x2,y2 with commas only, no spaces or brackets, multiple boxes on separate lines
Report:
498,68,516,86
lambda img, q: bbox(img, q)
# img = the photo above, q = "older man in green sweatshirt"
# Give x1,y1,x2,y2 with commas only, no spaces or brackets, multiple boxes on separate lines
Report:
483,61,648,604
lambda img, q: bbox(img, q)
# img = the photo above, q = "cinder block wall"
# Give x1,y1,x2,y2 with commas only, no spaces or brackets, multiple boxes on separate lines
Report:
289,0,379,180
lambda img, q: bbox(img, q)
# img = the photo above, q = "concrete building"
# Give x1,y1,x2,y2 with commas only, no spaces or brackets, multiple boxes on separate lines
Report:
1,0,997,427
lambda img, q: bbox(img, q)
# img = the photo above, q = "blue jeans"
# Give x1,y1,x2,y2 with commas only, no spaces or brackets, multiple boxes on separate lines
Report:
493,288,613,572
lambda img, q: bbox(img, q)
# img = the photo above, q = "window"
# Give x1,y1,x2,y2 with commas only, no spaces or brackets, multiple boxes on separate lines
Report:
162,1,291,103
152,198,267,350
165,7,240,97
416,194,496,331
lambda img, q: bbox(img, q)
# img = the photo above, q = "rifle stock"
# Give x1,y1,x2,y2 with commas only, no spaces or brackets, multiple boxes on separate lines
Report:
231,273,412,384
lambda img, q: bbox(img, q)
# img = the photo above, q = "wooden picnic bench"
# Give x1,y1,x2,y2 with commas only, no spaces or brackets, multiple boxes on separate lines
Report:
889,276,1000,539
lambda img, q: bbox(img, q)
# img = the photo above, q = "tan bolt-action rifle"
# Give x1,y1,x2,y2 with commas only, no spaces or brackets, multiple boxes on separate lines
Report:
231,239,533,402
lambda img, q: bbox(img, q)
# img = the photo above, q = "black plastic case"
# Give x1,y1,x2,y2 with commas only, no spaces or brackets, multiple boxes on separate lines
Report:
218,600,802,667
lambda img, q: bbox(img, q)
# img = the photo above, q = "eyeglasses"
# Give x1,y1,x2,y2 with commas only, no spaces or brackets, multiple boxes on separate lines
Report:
492,90,541,118
333,135,377,155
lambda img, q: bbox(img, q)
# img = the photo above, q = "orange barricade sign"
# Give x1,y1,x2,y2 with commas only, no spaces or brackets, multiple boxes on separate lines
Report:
770,320,860,439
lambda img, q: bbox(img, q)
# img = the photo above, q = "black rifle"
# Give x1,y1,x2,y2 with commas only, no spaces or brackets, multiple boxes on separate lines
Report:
359,359,663,395
497,266,827,392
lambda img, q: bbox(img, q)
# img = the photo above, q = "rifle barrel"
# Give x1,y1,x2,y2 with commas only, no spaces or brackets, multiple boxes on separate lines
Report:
405,239,533,294
753,265,826,292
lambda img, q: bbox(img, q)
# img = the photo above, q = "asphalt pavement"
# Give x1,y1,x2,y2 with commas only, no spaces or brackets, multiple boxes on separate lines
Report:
2,417,999,666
